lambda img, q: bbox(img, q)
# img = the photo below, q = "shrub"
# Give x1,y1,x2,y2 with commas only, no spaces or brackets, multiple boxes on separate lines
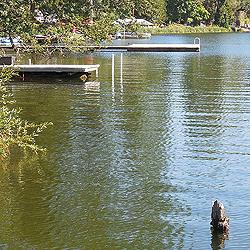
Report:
0,67,52,159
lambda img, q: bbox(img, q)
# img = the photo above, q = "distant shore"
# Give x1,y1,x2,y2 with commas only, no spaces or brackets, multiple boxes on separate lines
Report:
140,24,232,34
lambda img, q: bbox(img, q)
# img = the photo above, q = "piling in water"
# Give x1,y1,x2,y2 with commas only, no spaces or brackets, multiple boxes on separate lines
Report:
210,200,229,233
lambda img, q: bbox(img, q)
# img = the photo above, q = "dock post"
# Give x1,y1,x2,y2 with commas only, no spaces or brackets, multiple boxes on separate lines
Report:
112,54,115,100
112,54,115,83
120,53,124,98
28,59,32,65
120,53,123,83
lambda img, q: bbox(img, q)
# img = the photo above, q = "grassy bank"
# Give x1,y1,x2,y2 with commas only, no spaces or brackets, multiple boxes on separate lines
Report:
140,24,231,34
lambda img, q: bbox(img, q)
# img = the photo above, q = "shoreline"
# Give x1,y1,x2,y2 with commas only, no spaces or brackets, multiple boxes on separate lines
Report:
139,24,232,35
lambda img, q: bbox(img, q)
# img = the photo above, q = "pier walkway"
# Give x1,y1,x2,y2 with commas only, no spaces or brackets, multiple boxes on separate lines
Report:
0,63,100,81
0,38,201,52
4,64,100,73
92,43,200,52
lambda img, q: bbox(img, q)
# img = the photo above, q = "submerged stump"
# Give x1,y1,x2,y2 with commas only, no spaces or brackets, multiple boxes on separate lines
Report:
210,200,229,233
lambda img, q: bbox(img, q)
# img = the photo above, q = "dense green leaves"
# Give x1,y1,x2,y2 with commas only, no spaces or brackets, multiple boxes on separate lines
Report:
0,0,250,44
0,0,32,38
133,0,166,23
0,68,52,159
166,0,249,27
0,0,115,47
166,0,234,26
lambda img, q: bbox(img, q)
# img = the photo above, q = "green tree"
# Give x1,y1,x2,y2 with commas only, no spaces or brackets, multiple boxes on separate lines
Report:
226,0,250,26
133,0,166,24
203,0,219,24
217,2,234,27
0,0,33,45
0,0,116,48
166,0,187,23
188,1,209,25
167,0,209,25
203,0,236,27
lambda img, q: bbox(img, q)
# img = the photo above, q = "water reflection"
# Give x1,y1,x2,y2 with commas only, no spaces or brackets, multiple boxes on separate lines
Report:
0,157,59,249
211,231,229,250
1,60,188,248
49,57,188,248
182,56,226,161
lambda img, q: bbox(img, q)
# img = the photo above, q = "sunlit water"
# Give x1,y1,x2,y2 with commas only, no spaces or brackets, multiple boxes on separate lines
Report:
1,33,250,249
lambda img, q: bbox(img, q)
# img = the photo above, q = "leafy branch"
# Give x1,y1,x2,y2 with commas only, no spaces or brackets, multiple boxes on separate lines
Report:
0,67,52,160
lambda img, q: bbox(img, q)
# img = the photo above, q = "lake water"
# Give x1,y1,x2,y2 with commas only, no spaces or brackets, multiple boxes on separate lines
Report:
1,33,250,249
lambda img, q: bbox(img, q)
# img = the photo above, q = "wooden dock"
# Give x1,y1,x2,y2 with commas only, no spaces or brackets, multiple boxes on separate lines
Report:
86,41,200,52
0,38,201,52
5,64,100,73
127,43,200,52
0,64,100,81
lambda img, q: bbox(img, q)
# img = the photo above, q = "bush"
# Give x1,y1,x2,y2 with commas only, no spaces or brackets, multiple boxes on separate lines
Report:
0,67,52,160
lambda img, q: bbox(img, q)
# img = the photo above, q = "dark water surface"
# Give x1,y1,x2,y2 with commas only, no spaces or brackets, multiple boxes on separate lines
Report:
1,33,250,249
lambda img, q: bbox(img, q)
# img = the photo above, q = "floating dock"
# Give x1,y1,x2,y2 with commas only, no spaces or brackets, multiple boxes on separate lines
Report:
0,38,201,52
97,38,201,52
5,64,100,73
48,41,200,52
0,64,100,73
90,43,200,52
0,63,100,81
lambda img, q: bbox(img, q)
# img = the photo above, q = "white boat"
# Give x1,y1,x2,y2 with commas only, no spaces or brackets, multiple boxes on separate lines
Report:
114,31,151,39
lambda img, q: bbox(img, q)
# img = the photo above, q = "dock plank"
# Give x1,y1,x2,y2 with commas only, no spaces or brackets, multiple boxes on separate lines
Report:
126,43,199,52
0,64,100,73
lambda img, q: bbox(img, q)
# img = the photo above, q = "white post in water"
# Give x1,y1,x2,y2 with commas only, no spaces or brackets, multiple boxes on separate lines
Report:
120,53,124,102
112,54,115,83
120,53,123,84
112,54,115,100
28,59,32,65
